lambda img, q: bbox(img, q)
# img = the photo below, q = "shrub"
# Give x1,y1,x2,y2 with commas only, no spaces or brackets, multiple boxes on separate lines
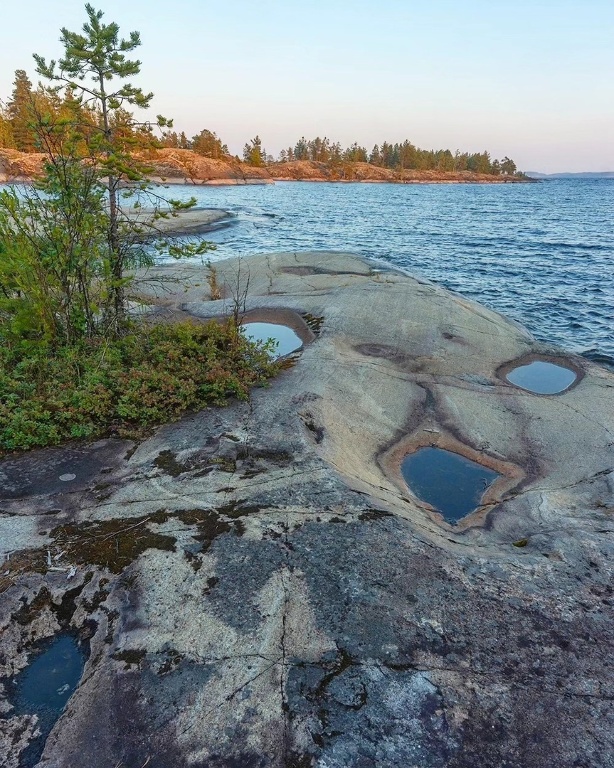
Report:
0,320,278,452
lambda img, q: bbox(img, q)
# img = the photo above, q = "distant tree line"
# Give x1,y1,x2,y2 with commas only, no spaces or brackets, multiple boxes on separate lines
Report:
0,69,518,175
160,128,229,158
273,136,518,175
0,69,162,159
240,134,518,176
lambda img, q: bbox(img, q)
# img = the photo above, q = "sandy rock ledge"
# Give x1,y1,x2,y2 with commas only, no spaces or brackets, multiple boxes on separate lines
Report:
1,252,613,768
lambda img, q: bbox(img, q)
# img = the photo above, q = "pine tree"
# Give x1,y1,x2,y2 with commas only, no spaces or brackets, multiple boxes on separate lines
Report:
243,135,263,166
369,144,382,165
293,137,308,161
500,156,516,176
161,130,179,148
192,129,228,158
343,142,367,162
33,5,173,330
329,142,342,163
0,103,16,148
7,70,37,152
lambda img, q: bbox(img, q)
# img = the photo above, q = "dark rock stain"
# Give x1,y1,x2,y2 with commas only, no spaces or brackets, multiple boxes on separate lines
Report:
358,509,393,521
301,313,324,335
112,648,146,669
301,412,325,444
51,515,176,574
154,450,190,477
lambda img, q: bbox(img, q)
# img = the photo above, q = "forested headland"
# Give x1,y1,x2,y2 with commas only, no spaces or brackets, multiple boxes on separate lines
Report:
0,69,525,184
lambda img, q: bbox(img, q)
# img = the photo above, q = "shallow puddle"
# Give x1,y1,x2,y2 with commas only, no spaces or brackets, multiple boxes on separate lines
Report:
505,360,577,394
401,447,500,524
11,634,87,767
242,322,303,358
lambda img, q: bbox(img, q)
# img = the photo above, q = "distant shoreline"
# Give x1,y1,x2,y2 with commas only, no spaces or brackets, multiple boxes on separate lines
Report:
0,148,534,186
147,175,531,187
525,171,614,180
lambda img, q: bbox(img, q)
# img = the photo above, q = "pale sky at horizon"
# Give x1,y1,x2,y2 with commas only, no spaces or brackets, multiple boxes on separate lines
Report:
1,0,612,173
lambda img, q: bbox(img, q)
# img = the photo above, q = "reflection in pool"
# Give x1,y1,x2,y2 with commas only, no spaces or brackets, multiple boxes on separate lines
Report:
12,634,87,767
401,447,500,524
242,322,303,358
506,360,577,394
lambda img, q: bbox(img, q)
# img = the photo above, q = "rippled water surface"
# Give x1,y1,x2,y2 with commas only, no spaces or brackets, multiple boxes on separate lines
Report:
165,179,613,364
71,179,614,363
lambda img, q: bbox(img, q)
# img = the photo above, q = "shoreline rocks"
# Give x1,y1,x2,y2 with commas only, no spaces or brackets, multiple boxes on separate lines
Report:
123,206,235,236
0,148,534,186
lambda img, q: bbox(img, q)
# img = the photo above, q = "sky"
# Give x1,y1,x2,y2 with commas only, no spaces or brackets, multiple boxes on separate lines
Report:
1,0,612,173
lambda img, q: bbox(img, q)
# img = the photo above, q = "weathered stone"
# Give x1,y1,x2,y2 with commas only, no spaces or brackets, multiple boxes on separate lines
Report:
122,206,235,236
1,252,613,767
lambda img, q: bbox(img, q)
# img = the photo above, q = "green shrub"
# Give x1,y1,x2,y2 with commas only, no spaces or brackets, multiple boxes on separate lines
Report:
0,320,278,452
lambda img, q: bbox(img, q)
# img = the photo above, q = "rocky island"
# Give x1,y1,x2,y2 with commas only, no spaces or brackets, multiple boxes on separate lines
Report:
0,252,612,767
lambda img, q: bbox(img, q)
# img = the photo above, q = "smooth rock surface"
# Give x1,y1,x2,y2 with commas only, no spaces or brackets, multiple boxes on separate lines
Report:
1,252,613,767
123,205,234,236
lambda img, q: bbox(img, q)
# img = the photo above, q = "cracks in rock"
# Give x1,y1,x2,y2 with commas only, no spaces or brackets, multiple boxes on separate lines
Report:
302,349,614,444
176,641,614,751
220,661,278,712
418,660,614,704
146,467,326,512
175,521,295,755
312,645,356,697
304,645,363,743
554,398,614,439
501,469,614,505
77,495,192,513
511,467,614,497
231,466,326,491
509,524,614,541
176,659,280,740
279,560,291,762
264,254,276,295
177,505,296,752
185,651,281,667
306,353,420,384
304,653,614,709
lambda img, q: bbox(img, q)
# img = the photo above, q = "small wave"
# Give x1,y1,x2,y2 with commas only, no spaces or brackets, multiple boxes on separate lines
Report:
580,350,614,371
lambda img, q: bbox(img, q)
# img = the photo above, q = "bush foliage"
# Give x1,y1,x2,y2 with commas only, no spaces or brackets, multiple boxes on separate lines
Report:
0,320,279,452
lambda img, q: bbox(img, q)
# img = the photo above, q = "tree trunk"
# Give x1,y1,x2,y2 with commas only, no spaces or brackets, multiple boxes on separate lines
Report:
99,75,124,336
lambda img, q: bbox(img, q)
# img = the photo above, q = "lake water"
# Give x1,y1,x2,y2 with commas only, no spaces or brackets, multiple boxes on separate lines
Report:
161,179,613,368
